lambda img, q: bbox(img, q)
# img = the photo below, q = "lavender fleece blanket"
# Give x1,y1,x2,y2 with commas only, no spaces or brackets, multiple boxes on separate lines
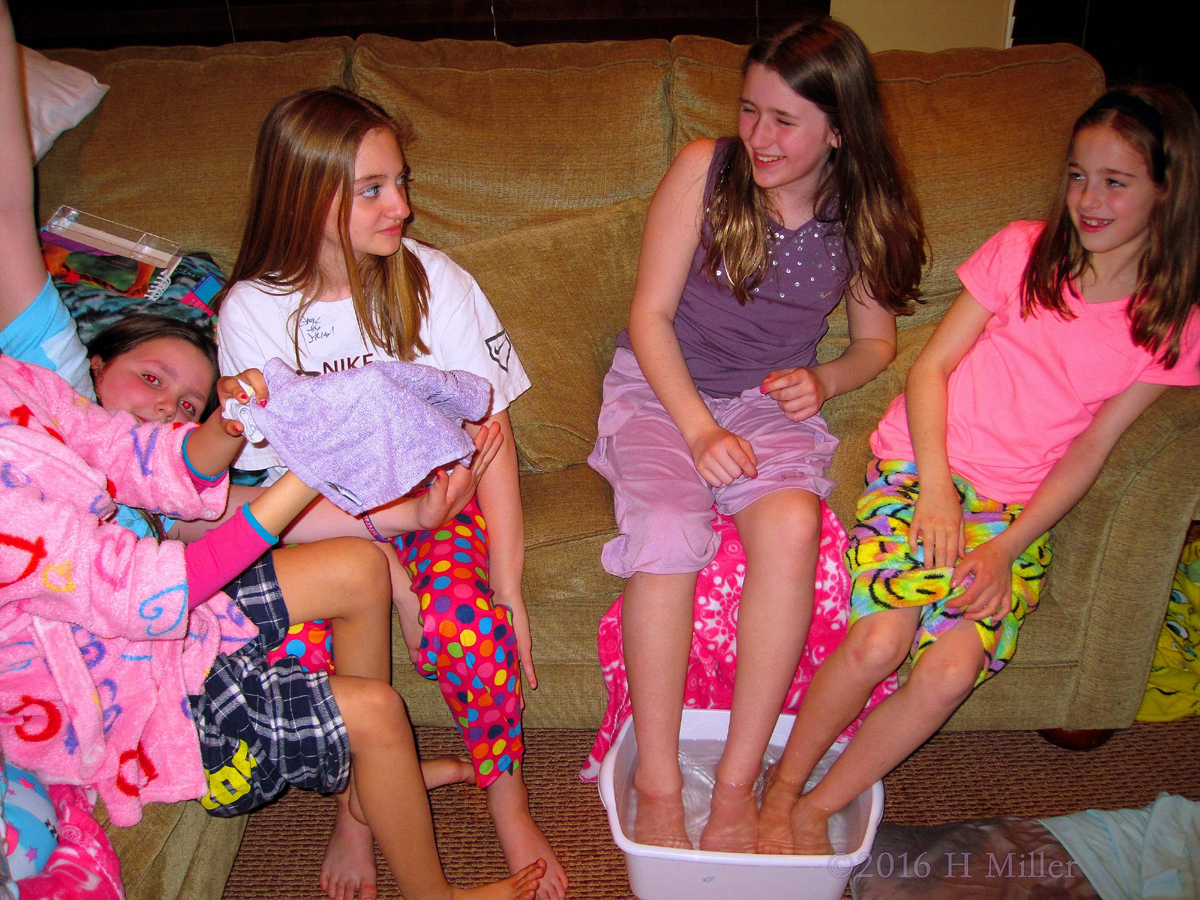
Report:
249,357,492,515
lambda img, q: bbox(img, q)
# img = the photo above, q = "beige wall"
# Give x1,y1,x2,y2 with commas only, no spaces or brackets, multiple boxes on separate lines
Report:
830,0,1015,53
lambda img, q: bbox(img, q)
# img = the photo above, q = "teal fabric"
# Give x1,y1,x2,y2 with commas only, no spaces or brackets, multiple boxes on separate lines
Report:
56,254,224,346
0,274,94,398
1040,793,1200,900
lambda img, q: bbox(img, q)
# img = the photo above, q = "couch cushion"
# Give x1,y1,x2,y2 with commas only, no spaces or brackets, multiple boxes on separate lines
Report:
352,36,671,249
448,199,647,471
97,799,246,900
669,37,1105,328
872,45,1105,310
37,39,353,273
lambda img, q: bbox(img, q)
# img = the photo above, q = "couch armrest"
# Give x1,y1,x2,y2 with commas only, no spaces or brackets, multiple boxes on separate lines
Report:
1041,385,1200,728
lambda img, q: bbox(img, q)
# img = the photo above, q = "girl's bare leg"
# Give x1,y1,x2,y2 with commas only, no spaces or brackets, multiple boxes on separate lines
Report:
273,538,390,900
788,619,984,854
699,490,819,853
320,542,425,899
622,570,700,848
332,677,545,900
756,606,919,852
488,768,568,900
275,538,543,899
376,541,424,666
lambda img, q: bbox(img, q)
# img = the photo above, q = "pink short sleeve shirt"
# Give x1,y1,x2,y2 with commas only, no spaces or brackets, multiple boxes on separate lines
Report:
871,221,1200,505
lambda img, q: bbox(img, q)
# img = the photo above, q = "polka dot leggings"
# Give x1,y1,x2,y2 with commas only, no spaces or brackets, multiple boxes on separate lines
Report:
394,497,524,787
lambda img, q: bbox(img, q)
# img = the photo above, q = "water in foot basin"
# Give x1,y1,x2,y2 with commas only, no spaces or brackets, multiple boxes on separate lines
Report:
623,738,856,853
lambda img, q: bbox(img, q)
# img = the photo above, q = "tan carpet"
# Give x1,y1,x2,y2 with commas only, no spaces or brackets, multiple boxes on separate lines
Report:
223,718,1200,899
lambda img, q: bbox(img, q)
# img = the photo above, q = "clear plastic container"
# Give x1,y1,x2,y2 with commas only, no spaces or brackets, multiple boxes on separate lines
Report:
598,709,884,900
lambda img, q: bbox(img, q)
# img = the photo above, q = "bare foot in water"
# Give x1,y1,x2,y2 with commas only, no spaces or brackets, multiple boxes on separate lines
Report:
422,755,477,789
790,798,835,856
488,770,568,900
698,781,758,853
632,785,692,849
454,859,546,900
321,799,377,900
756,765,801,854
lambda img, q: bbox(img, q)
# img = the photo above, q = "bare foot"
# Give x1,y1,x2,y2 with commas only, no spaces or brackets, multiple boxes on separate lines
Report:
488,771,569,900
698,781,758,853
756,765,802,854
452,859,546,900
790,799,834,856
422,755,477,790
320,800,377,900
632,785,692,849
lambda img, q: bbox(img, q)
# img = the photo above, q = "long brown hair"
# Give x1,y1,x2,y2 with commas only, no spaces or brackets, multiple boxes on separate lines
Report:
704,15,926,312
1021,85,1200,367
216,88,430,363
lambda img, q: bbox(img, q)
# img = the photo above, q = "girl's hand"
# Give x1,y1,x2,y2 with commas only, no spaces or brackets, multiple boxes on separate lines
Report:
414,423,503,530
498,595,537,696
215,369,268,438
688,425,758,487
949,535,1019,623
761,367,828,422
908,481,964,569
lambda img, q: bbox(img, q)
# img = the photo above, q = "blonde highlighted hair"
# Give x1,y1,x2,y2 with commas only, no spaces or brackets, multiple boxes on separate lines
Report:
1021,84,1200,367
216,87,429,363
704,15,926,313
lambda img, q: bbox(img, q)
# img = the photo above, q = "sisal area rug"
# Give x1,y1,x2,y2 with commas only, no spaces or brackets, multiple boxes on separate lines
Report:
223,718,1200,899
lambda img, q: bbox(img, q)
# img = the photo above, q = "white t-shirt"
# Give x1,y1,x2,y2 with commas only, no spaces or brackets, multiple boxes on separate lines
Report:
217,240,531,472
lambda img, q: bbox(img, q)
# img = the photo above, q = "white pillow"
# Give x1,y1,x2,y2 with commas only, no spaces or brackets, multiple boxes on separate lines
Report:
20,45,109,162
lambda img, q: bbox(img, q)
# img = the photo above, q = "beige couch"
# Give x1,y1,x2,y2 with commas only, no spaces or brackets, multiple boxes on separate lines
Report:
37,34,1199,900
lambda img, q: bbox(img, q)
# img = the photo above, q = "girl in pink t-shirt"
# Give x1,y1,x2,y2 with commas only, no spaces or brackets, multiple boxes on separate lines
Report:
756,84,1200,854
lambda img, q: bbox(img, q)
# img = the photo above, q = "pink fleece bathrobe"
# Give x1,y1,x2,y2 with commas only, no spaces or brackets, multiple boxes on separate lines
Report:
0,356,257,826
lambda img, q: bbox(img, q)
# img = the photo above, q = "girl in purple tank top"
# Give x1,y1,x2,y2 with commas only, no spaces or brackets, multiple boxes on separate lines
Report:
588,16,925,852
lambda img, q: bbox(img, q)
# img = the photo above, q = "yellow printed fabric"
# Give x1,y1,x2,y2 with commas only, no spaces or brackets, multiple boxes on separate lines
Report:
1138,538,1200,721
200,739,258,811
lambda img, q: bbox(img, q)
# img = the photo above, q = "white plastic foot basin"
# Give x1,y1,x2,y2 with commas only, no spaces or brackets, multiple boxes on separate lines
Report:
598,709,884,900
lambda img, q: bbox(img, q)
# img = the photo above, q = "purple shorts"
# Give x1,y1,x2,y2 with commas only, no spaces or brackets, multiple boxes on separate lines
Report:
588,348,838,578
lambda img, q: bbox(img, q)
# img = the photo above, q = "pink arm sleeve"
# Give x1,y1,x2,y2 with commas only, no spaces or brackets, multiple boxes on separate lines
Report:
183,505,276,608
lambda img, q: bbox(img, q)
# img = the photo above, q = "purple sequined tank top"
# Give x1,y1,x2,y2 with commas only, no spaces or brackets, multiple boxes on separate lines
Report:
617,137,853,398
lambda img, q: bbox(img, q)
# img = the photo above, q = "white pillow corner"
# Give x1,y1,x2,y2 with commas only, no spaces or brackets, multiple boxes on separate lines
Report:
20,44,110,162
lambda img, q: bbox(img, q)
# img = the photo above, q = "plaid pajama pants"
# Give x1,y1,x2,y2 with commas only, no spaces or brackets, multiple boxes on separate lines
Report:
190,553,350,817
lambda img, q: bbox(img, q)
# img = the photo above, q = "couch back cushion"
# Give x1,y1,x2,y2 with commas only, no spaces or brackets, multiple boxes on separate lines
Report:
351,36,671,249
36,39,353,273
447,199,647,472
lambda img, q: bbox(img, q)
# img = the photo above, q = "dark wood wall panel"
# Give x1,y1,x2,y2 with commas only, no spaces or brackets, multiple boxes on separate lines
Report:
1013,0,1197,108
12,0,828,49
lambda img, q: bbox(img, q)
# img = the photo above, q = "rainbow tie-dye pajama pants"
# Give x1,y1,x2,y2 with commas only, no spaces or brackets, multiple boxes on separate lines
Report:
846,459,1051,685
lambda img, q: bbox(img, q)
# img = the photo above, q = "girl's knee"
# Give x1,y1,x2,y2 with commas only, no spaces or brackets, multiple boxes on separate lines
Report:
772,497,822,543
337,678,408,740
843,616,913,678
740,492,821,557
907,645,982,706
332,538,391,600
